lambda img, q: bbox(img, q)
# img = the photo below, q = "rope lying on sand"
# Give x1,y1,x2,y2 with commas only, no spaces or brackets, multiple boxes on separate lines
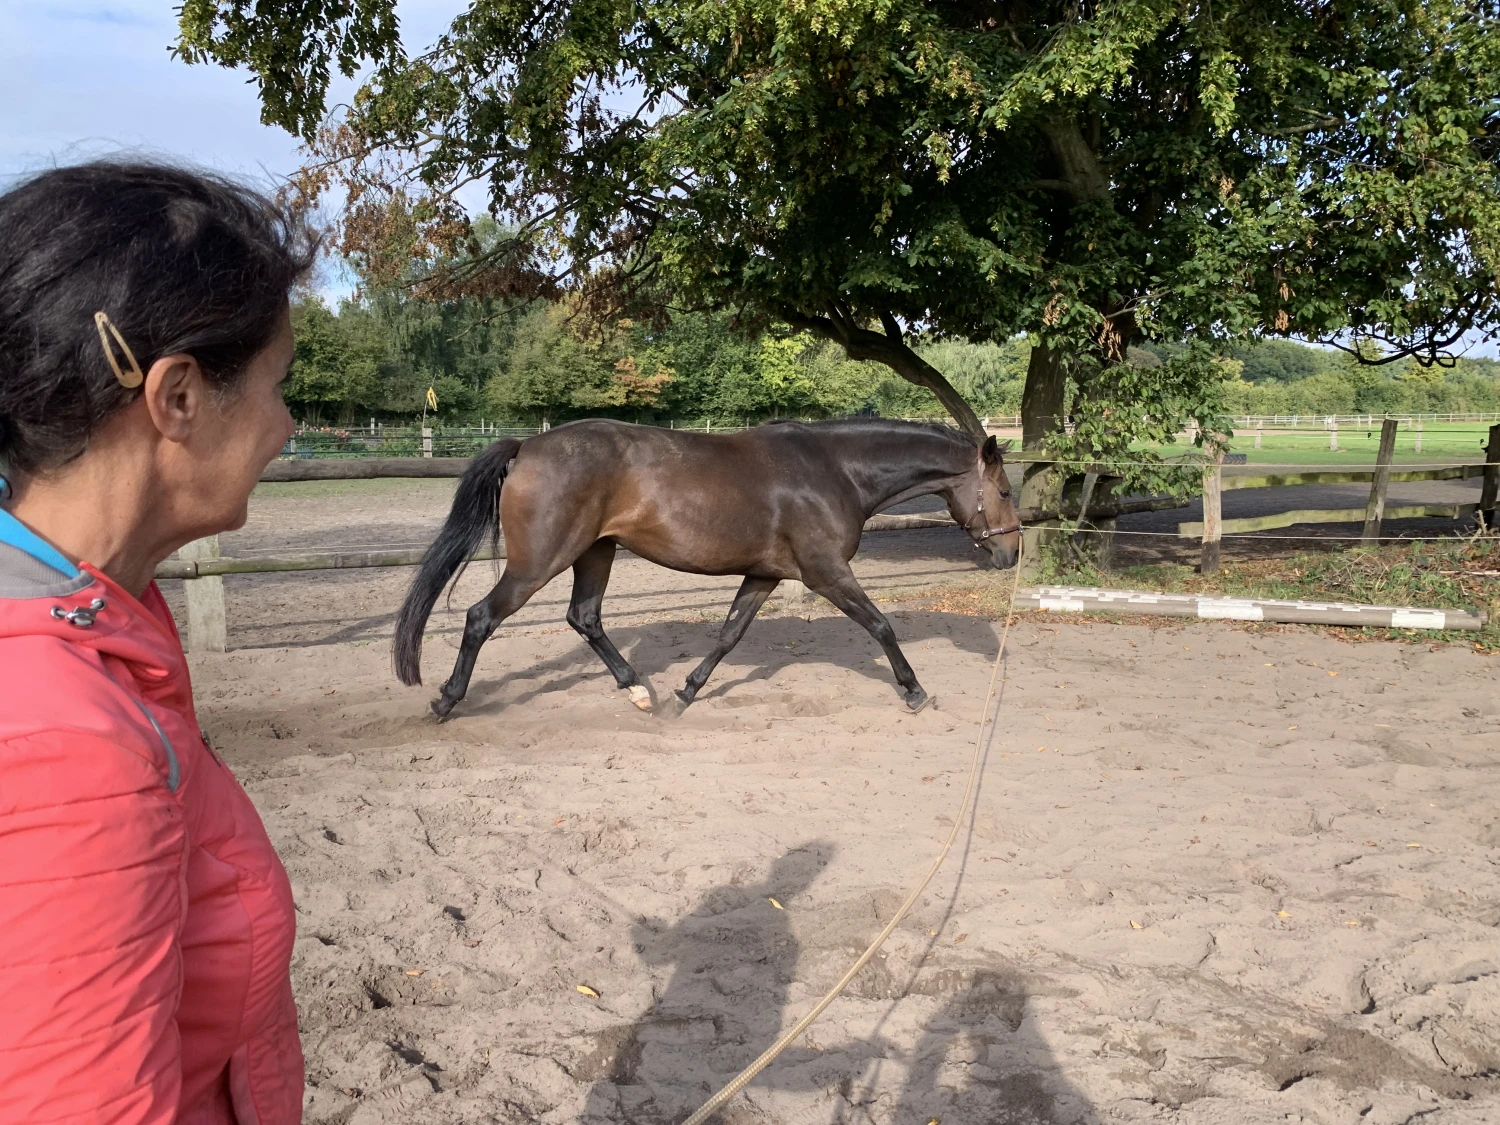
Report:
682,547,1024,1125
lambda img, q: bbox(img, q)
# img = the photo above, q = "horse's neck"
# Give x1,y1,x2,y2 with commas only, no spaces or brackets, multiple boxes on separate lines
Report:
837,427,972,514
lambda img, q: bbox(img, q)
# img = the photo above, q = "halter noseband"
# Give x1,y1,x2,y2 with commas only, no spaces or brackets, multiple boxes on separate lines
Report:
963,459,1023,543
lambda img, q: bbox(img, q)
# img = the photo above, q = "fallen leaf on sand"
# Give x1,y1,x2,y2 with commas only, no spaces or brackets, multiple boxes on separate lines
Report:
1288,725,1298,730
1328,670,1338,677
1264,663,1275,667
1364,840,1380,846
576,985,600,998
1037,746,1046,752
1276,911,1290,918
553,817,566,825
1406,842,1422,849
929,930,937,936
922,775,935,782
927,1118,940,1125
768,897,784,910
1345,920,1360,927
1129,920,1143,930
954,934,967,944
405,969,424,976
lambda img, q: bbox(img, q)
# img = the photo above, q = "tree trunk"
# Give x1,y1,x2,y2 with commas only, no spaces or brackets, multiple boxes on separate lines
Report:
1020,342,1068,579
1021,343,1066,451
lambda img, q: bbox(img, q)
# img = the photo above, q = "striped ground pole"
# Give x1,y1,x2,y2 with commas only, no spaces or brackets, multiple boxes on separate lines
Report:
1015,586,1485,630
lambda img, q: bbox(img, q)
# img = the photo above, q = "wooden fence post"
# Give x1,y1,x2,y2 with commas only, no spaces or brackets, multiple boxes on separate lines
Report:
1481,422,1500,531
179,536,226,654
1200,451,1224,575
779,578,816,607
1254,424,1262,450
422,427,433,458
1361,418,1399,542
1328,417,1338,452
1414,420,1423,454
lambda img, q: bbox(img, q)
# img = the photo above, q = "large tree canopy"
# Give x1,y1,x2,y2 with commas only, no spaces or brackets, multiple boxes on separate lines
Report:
180,0,1500,461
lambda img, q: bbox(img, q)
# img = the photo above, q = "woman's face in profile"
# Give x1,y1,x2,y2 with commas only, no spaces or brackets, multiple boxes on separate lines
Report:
191,307,296,533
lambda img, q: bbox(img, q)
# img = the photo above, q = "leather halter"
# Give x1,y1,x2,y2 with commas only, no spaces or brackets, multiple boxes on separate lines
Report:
963,460,1023,542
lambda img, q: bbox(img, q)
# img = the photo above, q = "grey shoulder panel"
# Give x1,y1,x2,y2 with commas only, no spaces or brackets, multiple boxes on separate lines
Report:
0,541,93,599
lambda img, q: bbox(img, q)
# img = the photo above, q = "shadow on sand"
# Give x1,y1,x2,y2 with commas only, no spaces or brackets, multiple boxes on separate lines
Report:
576,840,1094,1125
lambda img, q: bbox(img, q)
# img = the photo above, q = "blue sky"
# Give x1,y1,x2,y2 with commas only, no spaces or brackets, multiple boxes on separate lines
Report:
0,1,459,297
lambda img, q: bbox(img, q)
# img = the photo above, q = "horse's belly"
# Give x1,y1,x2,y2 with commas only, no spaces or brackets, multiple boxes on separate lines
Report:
609,522,792,579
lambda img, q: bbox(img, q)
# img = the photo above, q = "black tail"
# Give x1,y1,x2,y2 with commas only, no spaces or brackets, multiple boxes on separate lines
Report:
393,438,523,685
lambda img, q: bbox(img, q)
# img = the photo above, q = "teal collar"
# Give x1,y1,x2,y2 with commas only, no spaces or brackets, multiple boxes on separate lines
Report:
0,510,79,578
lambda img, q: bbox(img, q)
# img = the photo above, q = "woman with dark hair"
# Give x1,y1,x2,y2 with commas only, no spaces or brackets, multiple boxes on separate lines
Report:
0,162,317,1124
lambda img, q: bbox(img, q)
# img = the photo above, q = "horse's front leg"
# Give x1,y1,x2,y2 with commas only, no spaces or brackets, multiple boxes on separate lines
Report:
802,564,930,712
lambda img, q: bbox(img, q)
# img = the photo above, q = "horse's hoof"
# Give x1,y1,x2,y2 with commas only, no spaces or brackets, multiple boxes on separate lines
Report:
430,698,455,722
904,690,933,713
657,692,690,720
627,684,653,712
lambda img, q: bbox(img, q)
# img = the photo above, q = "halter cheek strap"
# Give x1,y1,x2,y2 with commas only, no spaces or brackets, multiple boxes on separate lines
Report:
963,457,1023,541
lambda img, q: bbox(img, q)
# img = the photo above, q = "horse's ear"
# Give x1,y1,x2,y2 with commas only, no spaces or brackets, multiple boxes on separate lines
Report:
981,434,1005,464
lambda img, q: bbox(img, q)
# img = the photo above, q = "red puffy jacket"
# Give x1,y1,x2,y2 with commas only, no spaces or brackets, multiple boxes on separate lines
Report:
0,512,303,1125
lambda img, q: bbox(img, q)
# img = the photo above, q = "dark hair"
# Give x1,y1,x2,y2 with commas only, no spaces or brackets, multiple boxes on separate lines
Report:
0,161,318,477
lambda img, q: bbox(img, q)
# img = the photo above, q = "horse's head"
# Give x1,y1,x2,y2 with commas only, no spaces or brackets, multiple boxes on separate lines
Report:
951,434,1021,570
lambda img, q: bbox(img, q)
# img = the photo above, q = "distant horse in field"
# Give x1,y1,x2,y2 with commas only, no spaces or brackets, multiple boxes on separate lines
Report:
393,418,1021,719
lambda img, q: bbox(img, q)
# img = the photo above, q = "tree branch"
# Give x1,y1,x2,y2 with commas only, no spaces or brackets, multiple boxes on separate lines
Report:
782,305,986,440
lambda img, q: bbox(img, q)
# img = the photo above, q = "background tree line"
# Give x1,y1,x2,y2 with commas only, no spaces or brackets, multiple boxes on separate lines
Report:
287,290,1038,426
290,289,1500,427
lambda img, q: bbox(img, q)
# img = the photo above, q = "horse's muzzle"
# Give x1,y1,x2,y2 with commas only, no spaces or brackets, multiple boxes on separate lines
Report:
981,532,1021,571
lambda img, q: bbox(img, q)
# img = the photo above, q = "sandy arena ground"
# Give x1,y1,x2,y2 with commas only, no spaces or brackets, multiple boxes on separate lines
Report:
167,480,1499,1125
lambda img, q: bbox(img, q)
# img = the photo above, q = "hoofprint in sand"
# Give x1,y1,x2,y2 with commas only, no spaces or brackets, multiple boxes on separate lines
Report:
191,592,1500,1125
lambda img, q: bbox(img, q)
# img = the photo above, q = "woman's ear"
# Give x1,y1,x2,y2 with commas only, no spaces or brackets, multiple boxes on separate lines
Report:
140,353,208,443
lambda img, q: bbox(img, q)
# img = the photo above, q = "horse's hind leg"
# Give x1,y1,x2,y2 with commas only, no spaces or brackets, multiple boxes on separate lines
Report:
433,569,548,720
676,576,779,707
566,540,651,711
802,564,929,712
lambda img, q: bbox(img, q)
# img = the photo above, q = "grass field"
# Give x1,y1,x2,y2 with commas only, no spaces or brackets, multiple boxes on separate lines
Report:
1137,420,1497,465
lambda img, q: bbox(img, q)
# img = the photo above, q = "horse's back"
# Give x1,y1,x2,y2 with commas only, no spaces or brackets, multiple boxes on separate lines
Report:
504,420,854,576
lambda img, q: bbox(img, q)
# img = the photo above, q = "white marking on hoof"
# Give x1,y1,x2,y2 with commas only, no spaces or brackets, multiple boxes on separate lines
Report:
628,684,653,711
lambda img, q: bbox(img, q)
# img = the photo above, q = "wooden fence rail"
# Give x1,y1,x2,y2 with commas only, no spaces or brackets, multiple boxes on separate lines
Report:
170,430,1495,651
1182,423,1496,543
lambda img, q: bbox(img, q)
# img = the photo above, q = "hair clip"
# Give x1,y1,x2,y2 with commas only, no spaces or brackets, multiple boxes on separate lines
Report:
94,311,144,389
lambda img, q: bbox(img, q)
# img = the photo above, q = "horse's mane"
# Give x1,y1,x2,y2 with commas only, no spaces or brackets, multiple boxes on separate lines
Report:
761,416,976,445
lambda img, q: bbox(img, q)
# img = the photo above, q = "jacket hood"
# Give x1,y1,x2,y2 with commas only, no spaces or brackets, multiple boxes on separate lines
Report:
0,510,185,689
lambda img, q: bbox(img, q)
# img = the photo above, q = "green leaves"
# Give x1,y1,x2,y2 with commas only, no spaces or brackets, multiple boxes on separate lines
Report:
176,0,402,138
190,0,1500,452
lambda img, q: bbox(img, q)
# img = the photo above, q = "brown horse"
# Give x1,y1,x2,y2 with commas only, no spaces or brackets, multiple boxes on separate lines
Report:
393,418,1020,718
